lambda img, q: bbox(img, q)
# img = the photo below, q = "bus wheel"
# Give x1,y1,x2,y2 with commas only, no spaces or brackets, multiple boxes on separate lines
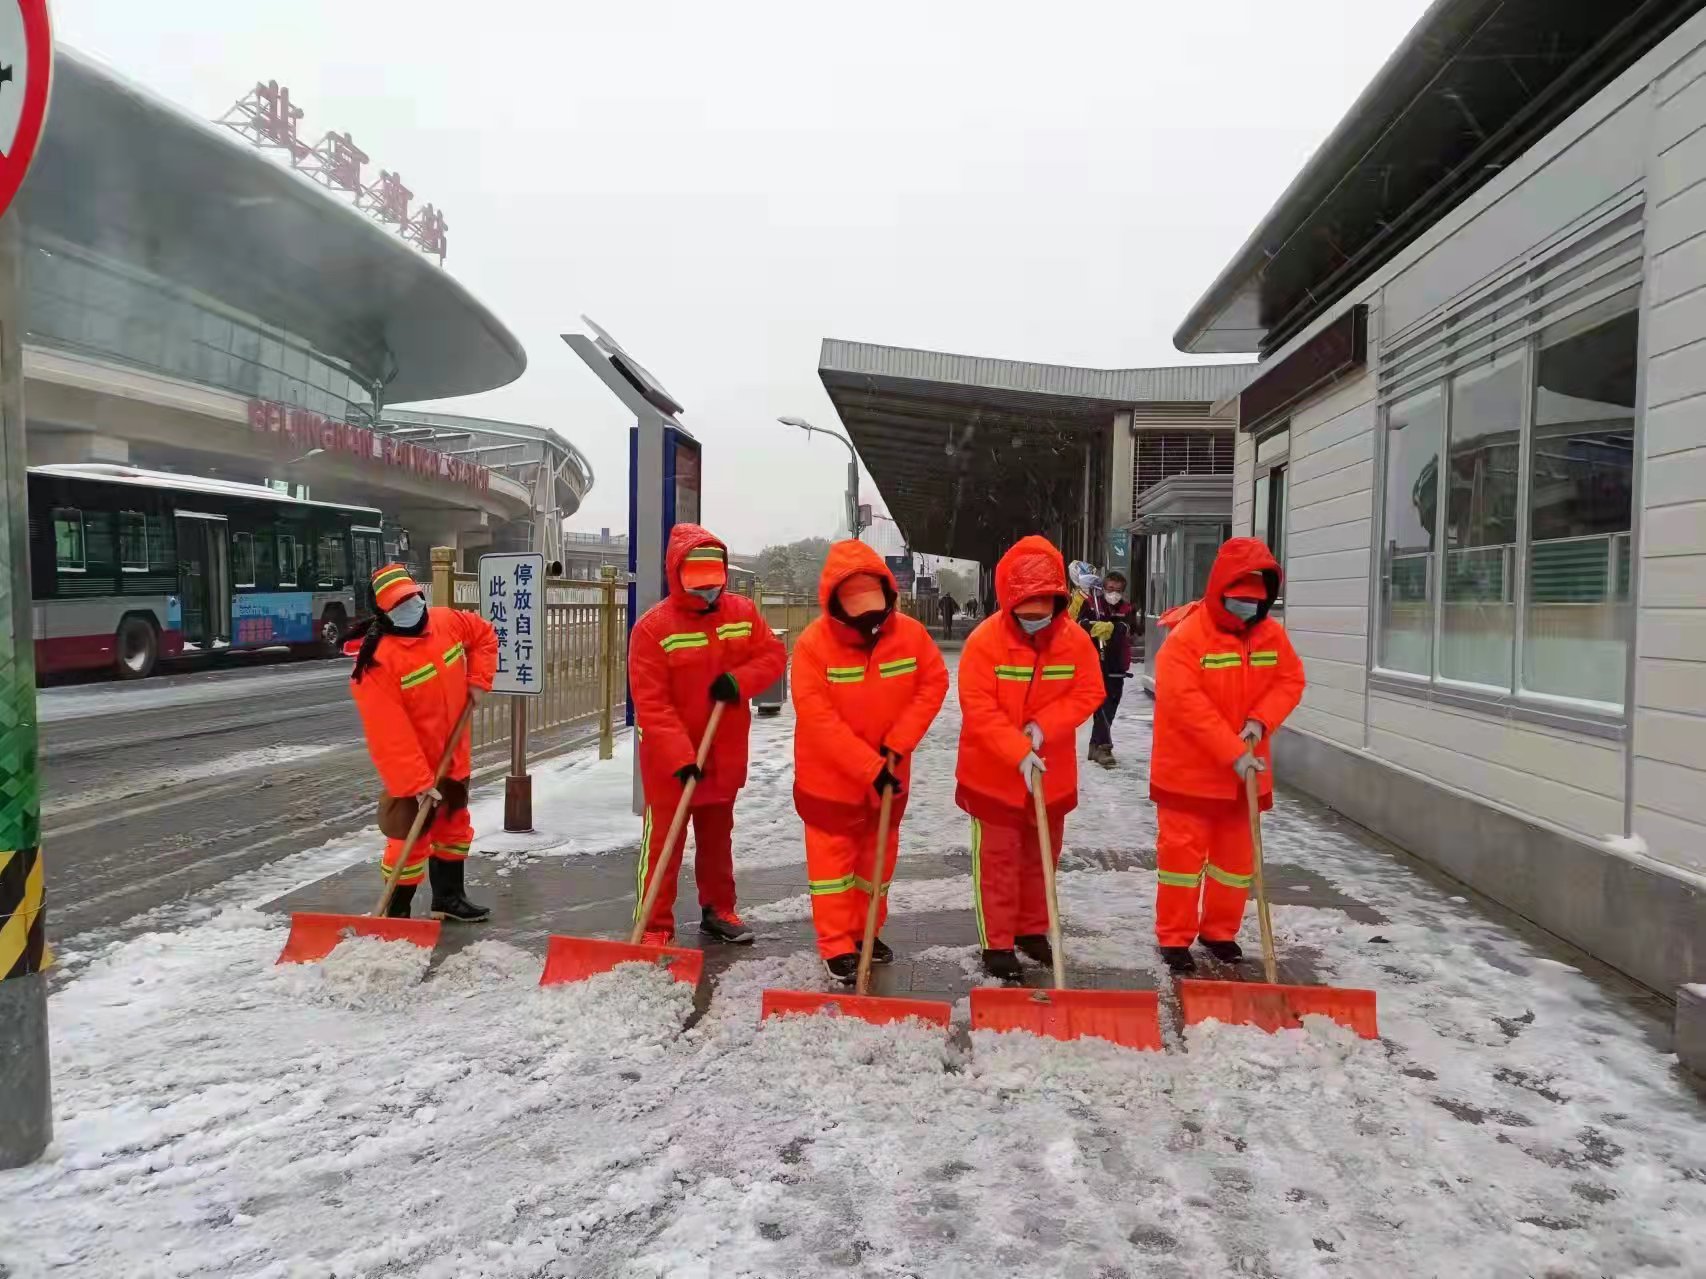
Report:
114,615,158,680
316,606,347,658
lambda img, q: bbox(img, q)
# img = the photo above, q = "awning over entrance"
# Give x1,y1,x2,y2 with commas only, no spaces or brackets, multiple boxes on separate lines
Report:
818,339,1247,563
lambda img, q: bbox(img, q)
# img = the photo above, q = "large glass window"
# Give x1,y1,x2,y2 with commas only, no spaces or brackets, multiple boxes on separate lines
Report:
277,532,299,586
53,508,85,571
118,510,149,571
1252,424,1289,577
316,532,348,586
1523,308,1637,707
1378,386,1443,675
232,532,256,588
1439,351,1524,687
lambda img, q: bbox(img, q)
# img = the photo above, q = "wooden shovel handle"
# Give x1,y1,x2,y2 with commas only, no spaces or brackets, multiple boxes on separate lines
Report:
853,785,896,997
1245,767,1278,984
1032,773,1067,990
373,697,479,917
627,702,726,945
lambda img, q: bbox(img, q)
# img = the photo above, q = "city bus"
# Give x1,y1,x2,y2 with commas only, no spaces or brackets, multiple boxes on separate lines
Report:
29,464,385,680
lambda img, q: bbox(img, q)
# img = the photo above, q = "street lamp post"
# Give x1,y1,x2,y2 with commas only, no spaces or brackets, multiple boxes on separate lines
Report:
778,416,863,537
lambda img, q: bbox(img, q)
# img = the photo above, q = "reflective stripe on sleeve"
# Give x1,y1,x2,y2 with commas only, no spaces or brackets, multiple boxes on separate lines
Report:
1040,664,1075,680
716,622,753,639
1249,651,1279,667
443,642,465,665
878,657,917,678
660,632,710,652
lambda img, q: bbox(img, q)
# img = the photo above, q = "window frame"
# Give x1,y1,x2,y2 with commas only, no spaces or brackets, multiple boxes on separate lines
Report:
1371,308,1635,724
232,531,257,589
1251,423,1289,609
277,532,299,587
52,507,86,573
118,509,150,574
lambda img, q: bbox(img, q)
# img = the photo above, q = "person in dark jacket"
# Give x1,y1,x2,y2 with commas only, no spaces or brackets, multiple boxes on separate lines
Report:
1078,570,1138,768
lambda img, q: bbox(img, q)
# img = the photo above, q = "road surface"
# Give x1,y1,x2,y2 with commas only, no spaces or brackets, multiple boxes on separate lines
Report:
38,658,377,952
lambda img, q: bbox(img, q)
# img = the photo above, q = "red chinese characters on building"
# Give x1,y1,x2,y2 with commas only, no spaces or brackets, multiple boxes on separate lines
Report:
305,130,369,196
407,204,448,263
366,170,413,227
246,400,491,496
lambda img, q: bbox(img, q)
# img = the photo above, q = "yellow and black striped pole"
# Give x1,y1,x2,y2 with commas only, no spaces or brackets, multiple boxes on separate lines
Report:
0,201,49,1170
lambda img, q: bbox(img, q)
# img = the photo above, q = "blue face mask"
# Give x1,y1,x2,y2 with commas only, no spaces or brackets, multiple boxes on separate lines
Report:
387,595,426,629
1223,596,1260,622
689,586,723,607
1017,613,1052,636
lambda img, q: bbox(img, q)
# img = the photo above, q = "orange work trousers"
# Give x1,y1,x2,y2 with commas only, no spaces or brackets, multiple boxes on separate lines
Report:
805,813,900,959
635,799,737,934
381,805,474,886
1154,803,1254,948
970,814,1065,952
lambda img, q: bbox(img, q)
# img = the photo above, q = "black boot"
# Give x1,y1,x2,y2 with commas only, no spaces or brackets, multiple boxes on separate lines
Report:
383,883,417,919
981,948,1022,982
824,953,859,985
1160,946,1197,975
860,937,895,965
429,858,490,923
1014,934,1054,967
1200,938,1244,964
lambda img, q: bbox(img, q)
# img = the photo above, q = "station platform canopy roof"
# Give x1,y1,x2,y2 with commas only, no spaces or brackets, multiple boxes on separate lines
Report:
818,339,1248,562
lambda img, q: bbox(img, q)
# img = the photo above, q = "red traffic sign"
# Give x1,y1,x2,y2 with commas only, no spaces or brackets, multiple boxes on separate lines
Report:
0,0,50,220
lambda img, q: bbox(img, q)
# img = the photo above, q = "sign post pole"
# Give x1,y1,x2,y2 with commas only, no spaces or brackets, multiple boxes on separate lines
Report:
506,697,530,832
1,0,55,1173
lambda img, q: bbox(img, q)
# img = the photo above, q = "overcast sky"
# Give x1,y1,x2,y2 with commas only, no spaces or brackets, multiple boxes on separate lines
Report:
61,0,1428,554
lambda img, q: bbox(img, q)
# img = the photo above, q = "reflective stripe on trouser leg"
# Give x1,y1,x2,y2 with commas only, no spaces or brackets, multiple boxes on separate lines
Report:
632,806,654,926
381,837,430,886
426,806,474,861
1198,806,1255,944
972,819,1022,951
1154,805,1213,948
970,820,987,947
689,802,738,917
805,824,860,959
1015,813,1065,940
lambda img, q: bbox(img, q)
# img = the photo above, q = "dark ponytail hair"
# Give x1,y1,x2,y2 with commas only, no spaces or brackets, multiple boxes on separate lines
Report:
348,615,384,684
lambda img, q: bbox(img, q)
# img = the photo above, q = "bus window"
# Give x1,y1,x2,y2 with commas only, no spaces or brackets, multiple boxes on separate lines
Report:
316,531,347,587
53,508,85,571
278,532,299,586
119,510,149,572
232,531,256,587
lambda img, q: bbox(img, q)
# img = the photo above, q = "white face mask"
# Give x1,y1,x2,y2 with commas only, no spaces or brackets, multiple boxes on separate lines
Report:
1223,596,1260,622
387,595,426,629
1103,590,1123,605
689,586,723,606
1017,613,1052,636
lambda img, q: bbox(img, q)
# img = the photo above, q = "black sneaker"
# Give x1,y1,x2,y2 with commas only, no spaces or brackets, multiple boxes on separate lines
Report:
1200,938,1244,964
1014,934,1054,967
981,948,1022,982
383,883,417,919
428,859,490,923
700,907,755,944
860,937,895,965
824,953,859,985
1160,946,1197,975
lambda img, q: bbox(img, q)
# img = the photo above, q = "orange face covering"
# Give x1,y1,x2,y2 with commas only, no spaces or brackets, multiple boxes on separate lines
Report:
835,573,888,618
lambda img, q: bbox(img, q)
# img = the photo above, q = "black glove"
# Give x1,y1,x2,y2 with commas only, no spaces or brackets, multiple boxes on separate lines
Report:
873,766,902,796
710,673,740,703
674,762,704,784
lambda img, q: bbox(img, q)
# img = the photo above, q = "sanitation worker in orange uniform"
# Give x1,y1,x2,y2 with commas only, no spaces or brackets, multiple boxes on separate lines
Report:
629,524,788,945
348,562,500,922
791,541,949,983
1151,537,1305,974
956,536,1107,982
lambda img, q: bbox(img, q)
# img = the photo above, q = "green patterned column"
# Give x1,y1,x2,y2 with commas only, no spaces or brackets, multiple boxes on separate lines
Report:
0,206,49,1170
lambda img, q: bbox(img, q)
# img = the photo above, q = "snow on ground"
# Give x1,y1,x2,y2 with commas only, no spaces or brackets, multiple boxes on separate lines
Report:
8,659,1706,1277
43,744,342,816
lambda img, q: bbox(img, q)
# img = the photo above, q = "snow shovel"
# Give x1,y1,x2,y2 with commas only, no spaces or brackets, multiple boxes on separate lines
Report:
277,699,476,964
759,785,952,1029
1178,769,1378,1039
538,704,722,988
970,772,1162,1051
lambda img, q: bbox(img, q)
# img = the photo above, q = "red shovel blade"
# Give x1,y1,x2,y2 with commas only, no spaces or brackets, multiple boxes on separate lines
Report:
539,935,704,987
760,988,952,1029
970,987,1163,1051
276,913,442,965
1178,978,1379,1040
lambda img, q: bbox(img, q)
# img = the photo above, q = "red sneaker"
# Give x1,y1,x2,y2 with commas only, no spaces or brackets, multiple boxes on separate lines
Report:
699,907,755,944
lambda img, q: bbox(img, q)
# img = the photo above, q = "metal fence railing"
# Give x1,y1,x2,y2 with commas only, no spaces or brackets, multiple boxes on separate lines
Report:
432,549,625,757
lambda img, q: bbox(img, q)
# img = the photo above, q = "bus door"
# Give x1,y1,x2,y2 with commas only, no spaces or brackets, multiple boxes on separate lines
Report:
175,511,232,650
350,525,384,614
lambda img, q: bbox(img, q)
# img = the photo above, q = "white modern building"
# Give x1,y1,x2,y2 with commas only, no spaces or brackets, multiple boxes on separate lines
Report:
1174,0,1706,996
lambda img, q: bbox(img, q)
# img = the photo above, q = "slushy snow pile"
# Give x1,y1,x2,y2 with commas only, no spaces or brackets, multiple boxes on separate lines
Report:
8,660,1706,1277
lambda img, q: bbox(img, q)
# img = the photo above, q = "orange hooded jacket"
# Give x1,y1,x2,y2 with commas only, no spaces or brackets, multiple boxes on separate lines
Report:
1150,537,1305,812
348,607,499,797
629,523,788,806
955,536,1107,825
790,540,949,830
